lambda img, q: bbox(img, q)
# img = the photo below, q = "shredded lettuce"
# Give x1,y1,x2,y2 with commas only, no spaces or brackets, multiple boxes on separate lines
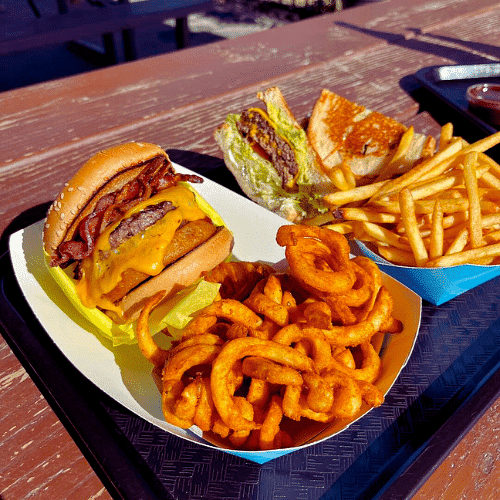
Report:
223,113,330,220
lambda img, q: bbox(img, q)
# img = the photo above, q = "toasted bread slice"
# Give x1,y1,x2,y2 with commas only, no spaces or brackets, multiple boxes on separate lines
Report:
307,89,431,180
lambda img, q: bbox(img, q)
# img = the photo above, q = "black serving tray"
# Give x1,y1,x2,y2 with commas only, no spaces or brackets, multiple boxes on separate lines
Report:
415,66,500,135
2,223,500,500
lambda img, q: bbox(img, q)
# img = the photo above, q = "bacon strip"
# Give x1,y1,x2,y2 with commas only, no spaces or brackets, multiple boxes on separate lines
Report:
51,157,202,267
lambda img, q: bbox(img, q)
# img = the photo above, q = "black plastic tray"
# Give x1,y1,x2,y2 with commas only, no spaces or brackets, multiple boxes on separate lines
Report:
2,222,500,500
415,66,500,135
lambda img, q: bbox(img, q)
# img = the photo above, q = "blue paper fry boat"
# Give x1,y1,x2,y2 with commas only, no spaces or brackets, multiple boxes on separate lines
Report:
356,241,500,305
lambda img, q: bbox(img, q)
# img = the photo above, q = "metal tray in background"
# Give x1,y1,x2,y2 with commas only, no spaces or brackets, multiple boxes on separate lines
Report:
2,218,500,500
415,65,500,135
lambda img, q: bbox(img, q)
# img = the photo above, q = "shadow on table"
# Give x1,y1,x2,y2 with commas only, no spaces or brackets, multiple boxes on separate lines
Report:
336,22,499,65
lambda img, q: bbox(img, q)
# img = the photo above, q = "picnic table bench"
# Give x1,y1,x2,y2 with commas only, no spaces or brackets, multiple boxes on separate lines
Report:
0,0,213,62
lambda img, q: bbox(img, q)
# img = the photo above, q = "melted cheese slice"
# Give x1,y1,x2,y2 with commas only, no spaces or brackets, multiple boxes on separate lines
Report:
76,185,207,314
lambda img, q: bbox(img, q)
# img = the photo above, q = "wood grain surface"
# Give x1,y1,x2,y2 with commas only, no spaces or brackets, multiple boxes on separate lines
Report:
1,0,500,498
0,336,112,500
412,394,500,500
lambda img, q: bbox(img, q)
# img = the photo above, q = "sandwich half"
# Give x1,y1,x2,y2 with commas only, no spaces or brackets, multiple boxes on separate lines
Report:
214,87,335,222
307,89,434,182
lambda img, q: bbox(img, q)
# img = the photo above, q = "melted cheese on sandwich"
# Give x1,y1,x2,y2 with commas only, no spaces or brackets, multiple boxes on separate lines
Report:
76,185,207,313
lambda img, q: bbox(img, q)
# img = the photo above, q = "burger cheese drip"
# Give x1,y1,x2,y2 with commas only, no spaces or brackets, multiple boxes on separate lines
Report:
76,185,208,316
51,155,202,268
236,108,299,189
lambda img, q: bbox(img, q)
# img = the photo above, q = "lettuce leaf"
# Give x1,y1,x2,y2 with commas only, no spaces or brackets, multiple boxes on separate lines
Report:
222,113,331,220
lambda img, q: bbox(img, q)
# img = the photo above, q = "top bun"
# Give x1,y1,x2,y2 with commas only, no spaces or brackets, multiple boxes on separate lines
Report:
43,142,168,257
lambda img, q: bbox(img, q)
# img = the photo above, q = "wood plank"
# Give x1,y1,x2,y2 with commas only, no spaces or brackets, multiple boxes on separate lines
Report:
0,336,112,500
1,0,499,164
412,394,500,500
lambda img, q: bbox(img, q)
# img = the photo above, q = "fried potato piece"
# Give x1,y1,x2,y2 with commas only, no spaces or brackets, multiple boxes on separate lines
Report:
203,261,274,300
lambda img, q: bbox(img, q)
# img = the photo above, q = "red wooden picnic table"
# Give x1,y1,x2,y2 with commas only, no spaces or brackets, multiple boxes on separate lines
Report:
1,0,500,498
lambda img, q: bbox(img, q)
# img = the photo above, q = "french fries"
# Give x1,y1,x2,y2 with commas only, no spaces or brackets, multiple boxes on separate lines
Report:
320,124,500,268
375,126,415,182
399,188,429,267
429,200,444,259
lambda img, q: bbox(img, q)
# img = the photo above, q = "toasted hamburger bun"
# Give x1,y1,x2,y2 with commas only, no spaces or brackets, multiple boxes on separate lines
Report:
307,89,433,181
43,142,233,324
214,87,335,222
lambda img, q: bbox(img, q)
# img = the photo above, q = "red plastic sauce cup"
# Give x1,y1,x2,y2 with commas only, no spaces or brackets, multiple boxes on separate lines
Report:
466,83,500,127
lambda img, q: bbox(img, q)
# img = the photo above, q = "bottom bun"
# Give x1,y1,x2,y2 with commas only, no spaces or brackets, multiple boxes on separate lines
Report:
117,226,234,323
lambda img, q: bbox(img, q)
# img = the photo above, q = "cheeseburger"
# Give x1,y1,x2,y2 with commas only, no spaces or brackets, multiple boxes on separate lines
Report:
43,142,233,324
